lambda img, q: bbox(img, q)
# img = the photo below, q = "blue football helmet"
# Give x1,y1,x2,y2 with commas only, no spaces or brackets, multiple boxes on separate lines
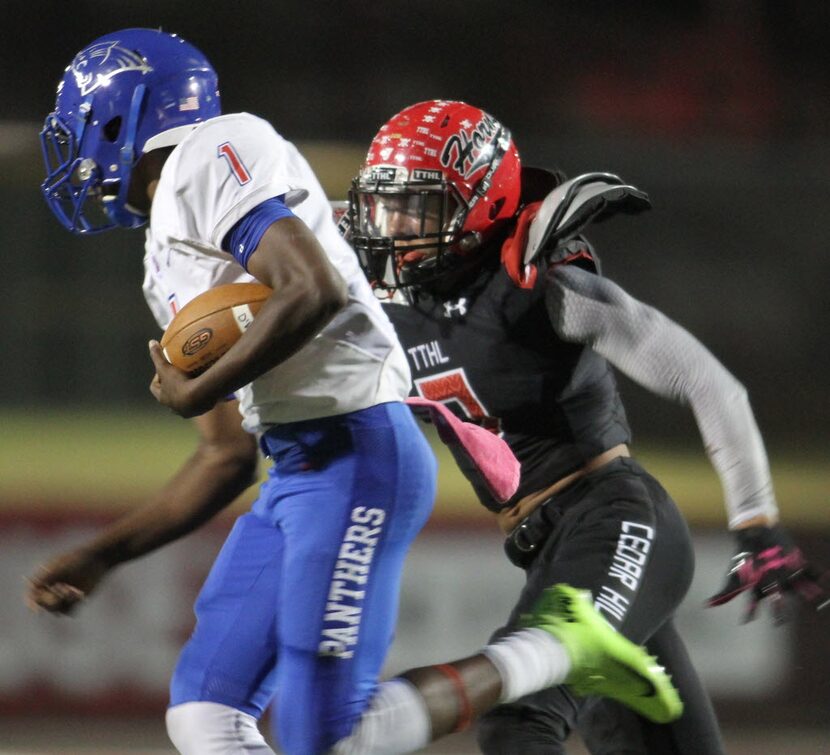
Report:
40,28,221,234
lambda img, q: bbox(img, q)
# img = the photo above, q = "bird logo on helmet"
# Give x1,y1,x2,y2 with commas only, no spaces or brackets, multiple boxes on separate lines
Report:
40,28,221,235
350,100,521,293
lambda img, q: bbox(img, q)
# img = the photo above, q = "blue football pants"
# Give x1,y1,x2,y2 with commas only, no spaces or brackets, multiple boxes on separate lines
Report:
168,402,437,754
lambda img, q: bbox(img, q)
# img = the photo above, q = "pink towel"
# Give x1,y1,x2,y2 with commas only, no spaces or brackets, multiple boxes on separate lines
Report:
406,397,520,505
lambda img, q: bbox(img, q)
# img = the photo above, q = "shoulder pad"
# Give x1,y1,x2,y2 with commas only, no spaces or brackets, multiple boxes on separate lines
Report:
523,173,650,266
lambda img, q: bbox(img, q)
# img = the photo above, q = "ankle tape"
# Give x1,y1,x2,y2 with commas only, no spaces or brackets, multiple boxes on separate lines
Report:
433,663,473,732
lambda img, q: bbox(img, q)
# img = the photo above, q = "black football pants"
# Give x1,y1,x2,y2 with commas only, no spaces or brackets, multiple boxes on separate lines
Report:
477,457,726,755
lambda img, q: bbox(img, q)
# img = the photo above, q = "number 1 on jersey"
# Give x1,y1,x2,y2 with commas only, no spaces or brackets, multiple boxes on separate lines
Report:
217,142,251,185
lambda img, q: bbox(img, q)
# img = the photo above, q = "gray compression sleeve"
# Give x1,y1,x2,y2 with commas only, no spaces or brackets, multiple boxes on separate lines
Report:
546,265,778,528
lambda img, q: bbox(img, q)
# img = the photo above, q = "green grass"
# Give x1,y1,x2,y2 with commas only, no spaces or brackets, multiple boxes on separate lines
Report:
0,408,827,527
0,408,201,508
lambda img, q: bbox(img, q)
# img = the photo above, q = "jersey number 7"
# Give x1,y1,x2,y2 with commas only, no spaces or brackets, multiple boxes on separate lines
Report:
414,368,501,434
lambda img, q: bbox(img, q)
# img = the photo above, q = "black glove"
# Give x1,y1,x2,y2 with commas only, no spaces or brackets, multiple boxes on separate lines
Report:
707,525,829,623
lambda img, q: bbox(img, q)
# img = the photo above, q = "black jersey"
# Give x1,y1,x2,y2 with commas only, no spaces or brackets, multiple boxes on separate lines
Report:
383,249,631,506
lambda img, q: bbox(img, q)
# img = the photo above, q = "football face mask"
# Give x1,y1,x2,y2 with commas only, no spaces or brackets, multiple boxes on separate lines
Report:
350,179,463,290
41,114,116,233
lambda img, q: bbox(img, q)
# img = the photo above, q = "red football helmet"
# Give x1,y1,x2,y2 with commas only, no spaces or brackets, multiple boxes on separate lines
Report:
350,100,521,290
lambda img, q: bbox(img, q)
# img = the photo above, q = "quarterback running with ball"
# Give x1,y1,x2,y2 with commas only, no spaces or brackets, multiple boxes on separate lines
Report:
27,30,682,755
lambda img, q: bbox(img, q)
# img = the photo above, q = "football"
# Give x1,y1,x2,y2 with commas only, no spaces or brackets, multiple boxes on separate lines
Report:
160,282,273,375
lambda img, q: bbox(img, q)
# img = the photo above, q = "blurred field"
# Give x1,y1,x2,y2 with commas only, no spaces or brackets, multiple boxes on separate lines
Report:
0,717,827,754
0,407,827,528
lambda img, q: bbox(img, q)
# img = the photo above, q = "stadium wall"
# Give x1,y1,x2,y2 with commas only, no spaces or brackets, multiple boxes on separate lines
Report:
3,509,828,728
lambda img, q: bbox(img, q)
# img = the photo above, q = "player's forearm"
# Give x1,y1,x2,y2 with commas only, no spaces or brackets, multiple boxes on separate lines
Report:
608,319,779,527
87,442,258,567
686,374,779,528
188,281,345,406
185,217,348,405
547,266,780,527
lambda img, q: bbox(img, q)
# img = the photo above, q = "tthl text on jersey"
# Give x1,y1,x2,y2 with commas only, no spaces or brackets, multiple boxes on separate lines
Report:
407,341,450,372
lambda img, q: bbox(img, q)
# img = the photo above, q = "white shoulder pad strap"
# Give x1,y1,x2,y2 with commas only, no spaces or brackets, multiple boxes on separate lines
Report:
524,172,650,266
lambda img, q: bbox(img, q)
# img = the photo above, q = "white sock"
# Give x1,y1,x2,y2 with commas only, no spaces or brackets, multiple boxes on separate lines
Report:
165,702,274,754
331,679,431,755
482,628,572,703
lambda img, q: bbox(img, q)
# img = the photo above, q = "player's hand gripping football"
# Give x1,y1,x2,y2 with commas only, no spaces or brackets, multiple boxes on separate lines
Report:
26,548,111,615
707,524,830,623
148,340,216,418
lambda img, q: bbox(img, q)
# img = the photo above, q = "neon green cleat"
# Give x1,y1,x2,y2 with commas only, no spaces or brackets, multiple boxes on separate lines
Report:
524,584,683,724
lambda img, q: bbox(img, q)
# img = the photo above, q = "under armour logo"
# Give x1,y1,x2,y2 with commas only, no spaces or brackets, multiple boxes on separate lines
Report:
444,298,468,318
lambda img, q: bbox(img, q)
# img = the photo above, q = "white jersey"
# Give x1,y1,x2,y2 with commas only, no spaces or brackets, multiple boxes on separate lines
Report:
142,113,411,432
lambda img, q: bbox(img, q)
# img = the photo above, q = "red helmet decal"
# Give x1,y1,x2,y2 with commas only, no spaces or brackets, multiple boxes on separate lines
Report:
440,112,502,181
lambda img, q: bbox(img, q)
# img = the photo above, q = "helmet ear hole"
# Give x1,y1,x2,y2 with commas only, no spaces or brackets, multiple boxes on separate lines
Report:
489,197,506,220
103,116,122,143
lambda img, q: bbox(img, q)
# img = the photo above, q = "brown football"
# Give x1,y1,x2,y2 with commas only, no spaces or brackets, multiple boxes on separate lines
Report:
160,282,272,375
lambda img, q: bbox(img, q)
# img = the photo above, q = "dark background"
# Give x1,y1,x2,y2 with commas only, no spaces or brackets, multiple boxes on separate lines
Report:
2,0,829,449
